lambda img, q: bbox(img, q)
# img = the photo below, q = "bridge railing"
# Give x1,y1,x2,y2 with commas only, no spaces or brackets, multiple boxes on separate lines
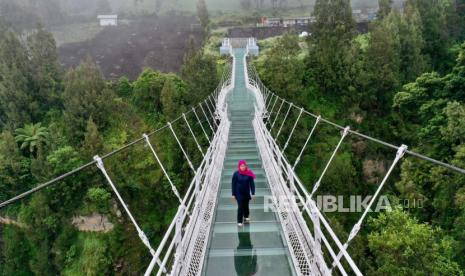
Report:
244,45,465,275
245,49,363,275
144,110,230,276
144,51,234,276
252,109,363,275
0,48,234,276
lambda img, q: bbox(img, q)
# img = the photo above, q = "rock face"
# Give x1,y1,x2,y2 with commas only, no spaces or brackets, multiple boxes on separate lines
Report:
362,159,386,184
72,213,114,232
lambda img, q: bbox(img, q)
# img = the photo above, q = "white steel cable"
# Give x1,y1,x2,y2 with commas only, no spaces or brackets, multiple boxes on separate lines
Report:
204,99,218,128
293,116,321,169
271,98,285,129
283,107,304,152
276,102,294,139
192,107,210,142
309,126,350,198
199,103,214,133
330,144,408,270
182,113,205,157
94,155,167,273
143,134,183,204
267,96,280,124
168,122,196,173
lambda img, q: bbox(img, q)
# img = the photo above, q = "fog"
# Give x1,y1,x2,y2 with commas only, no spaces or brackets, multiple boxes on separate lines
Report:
0,0,405,18
0,0,406,32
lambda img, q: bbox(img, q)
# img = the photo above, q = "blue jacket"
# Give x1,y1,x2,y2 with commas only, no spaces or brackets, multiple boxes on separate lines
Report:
232,171,255,201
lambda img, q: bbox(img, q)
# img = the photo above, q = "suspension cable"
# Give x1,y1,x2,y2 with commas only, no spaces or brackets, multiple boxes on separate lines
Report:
94,155,165,269
293,116,321,169
192,107,210,142
283,107,304,152
200,103,214,133
0,96,217,209
266,96,279,124
309,126,350,198
182,113,205,156
143,134,184,204
330,145,408,270
256,87,465,175
276,102,294,140
168,122,196,173
271,99,285,129
204,99,218,128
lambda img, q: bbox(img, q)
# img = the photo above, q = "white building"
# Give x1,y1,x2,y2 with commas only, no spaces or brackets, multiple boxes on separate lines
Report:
261,17,314,27
97,15,118,26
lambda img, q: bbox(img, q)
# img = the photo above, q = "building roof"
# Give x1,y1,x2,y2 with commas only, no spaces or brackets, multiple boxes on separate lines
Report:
97,15,118,19
267,17,313,21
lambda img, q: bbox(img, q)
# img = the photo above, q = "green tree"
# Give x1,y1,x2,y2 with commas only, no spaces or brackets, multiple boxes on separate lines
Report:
0,25,63,129
160,76,188,121
86,187,111,212
116,76,132,98
77,235,112,275
181,42,218,104
0,29,29,73
132,68,166,114
378,0,392,20
393,43,465,151
398,3,428,83
393,45,465,260
45,146,86,212
27,25,63,115
81,117,104,159
368,208,462,275
406,0,455,72
15,123,48,155
62,59,116,138
0,63,32,129
196,0,209,34
451,149,465,267
307,0,357,101
18,193,57,275
361,12,401,114
0,130,30,201
440,101,465,144
447,42,465,101
1,226,33,275
0,31,34,128
255,33,305,101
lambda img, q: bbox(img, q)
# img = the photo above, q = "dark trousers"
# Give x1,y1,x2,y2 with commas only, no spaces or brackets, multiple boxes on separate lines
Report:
237,199,250,223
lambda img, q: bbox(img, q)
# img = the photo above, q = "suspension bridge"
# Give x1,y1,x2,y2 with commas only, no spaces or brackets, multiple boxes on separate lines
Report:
1,38,465,276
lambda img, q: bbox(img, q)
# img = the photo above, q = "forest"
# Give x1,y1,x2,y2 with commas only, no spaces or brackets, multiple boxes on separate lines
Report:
1,0,465,275
0,2,223,272
253,0,465,274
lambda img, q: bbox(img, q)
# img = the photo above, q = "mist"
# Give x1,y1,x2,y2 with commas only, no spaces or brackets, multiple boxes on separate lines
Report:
0,0,406,29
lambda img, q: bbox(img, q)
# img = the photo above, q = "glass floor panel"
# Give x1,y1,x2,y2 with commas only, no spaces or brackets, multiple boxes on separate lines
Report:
204,249,294,276
214,208,277,223
209,230,286,249
202,48,295,276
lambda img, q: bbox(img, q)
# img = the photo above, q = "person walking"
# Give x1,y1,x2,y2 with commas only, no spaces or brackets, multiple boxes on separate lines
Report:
232,160,256,227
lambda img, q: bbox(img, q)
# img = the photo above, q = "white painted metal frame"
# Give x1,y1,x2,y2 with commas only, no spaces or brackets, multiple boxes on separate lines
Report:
245,49,363,276
145,47,234,276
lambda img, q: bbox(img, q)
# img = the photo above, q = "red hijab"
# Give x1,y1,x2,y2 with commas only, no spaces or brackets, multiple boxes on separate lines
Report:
237,160,256,179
